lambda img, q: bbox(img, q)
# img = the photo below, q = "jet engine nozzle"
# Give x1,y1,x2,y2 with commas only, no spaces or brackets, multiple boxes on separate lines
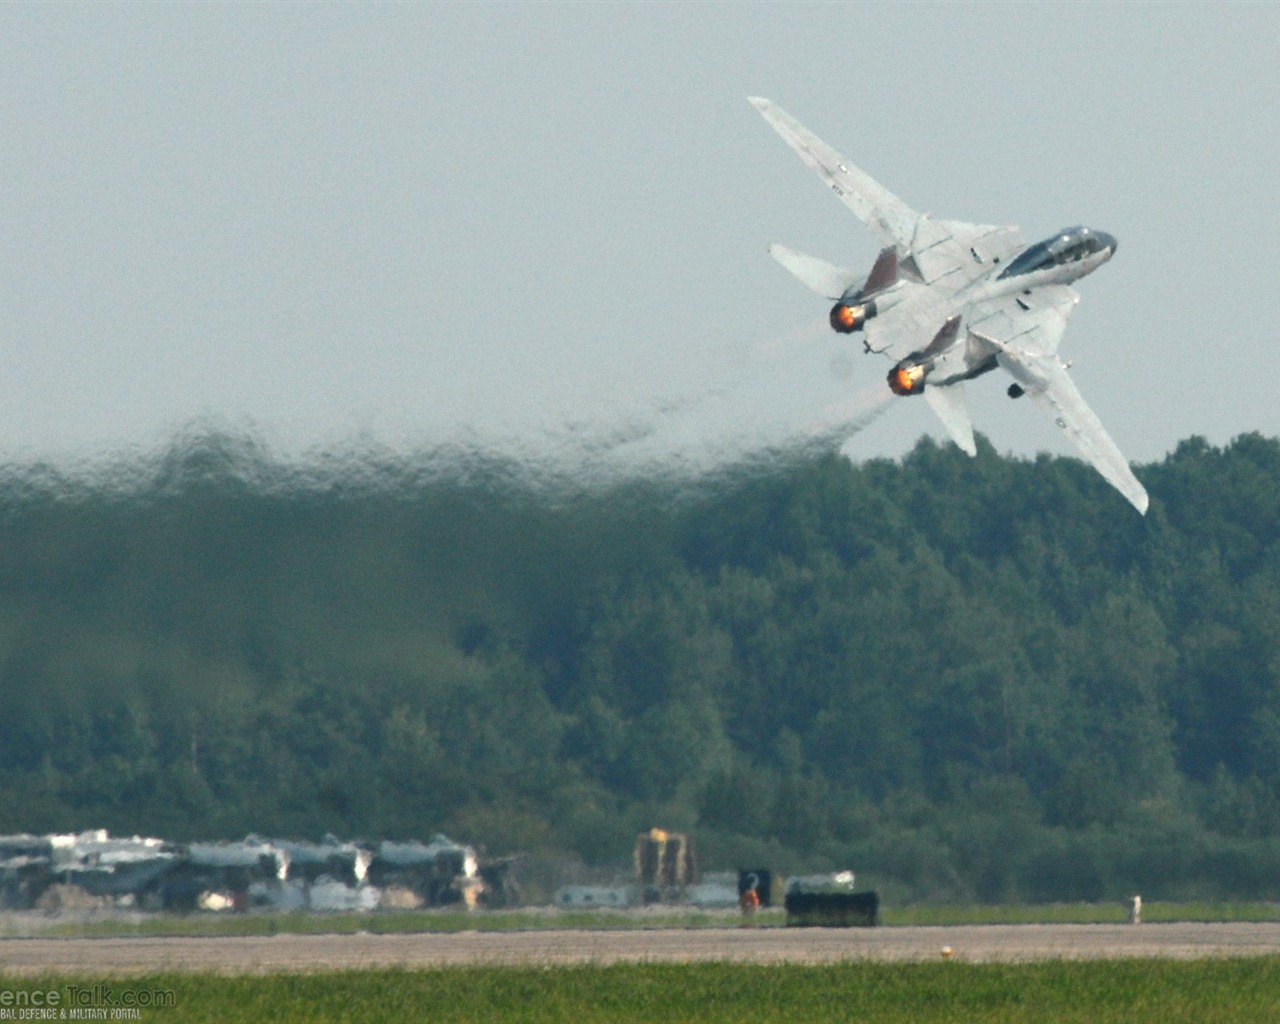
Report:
888,359,928,396
829,301,874,333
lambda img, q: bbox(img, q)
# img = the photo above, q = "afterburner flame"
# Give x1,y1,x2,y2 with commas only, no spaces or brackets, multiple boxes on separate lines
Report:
829,303,864,333
888,362,926,396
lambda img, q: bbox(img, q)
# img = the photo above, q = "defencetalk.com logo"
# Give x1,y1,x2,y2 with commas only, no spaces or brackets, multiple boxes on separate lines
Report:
0,984,176,1020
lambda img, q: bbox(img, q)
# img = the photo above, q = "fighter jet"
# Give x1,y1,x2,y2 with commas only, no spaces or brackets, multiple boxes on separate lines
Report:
750,97,1148,514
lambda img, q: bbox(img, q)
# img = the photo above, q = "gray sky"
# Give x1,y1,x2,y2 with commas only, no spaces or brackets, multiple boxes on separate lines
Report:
1,2,1276,472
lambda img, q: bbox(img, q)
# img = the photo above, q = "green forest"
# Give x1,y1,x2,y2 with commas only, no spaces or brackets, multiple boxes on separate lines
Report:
1,428,1279,903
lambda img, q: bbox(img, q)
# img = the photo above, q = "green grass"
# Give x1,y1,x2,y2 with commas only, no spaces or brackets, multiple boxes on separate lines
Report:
881,901,1280,926
8,960,1280,1023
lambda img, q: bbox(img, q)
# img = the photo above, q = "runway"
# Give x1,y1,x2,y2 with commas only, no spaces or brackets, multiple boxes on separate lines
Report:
3,923,1280,974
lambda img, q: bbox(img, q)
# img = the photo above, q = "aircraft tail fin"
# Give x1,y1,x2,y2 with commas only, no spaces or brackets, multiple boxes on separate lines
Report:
921,315,962,359
862,247,899,296
767,244,860,299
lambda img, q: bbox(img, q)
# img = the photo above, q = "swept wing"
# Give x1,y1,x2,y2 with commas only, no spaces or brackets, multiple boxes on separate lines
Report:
975,301,1149,514
1026,365,1149,514
749,97,917,250
749,97,1025,292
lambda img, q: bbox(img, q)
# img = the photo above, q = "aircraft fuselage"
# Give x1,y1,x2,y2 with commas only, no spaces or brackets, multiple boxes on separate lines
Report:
848,226,1116,377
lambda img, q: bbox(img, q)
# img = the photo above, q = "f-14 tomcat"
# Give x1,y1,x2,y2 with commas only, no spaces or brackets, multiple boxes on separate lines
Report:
750,97,1148,514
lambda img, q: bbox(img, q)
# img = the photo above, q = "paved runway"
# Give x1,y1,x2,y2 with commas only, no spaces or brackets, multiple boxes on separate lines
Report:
2,923,1280,974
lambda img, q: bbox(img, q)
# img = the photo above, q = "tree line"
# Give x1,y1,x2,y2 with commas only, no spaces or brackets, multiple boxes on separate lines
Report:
1,428,1278,902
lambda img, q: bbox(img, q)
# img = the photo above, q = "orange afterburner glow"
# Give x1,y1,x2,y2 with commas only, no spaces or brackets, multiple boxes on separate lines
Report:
829,303,865,333
888,362,926,396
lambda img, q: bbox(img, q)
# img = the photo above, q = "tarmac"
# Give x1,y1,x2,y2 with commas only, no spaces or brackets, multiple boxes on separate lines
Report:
2,922,1280,974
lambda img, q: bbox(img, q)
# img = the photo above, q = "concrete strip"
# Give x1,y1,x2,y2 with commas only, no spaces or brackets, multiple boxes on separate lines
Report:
2,923,1280,975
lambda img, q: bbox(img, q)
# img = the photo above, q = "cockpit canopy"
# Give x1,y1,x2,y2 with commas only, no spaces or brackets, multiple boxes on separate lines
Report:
997,225,1116,280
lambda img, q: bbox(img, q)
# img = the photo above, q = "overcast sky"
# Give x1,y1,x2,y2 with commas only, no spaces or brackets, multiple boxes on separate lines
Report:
1,2,1276,473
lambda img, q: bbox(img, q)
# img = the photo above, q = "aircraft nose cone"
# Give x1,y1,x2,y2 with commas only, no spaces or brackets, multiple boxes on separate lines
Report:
1098,231,1118,255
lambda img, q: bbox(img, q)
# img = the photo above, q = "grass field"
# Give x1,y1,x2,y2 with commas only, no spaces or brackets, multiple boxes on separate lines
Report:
23,900,1280,939
9,960,1280,1023
882,901,1280,926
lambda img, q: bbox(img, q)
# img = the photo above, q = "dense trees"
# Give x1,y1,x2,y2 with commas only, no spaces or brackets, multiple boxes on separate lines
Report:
1,429,1279,900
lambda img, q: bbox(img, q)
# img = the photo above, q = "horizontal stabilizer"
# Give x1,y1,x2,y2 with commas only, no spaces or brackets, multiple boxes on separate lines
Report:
768,244,860,299
923,383,977,456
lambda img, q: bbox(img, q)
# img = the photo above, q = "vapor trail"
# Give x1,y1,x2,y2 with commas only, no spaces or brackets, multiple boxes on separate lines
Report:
531,321,895,489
